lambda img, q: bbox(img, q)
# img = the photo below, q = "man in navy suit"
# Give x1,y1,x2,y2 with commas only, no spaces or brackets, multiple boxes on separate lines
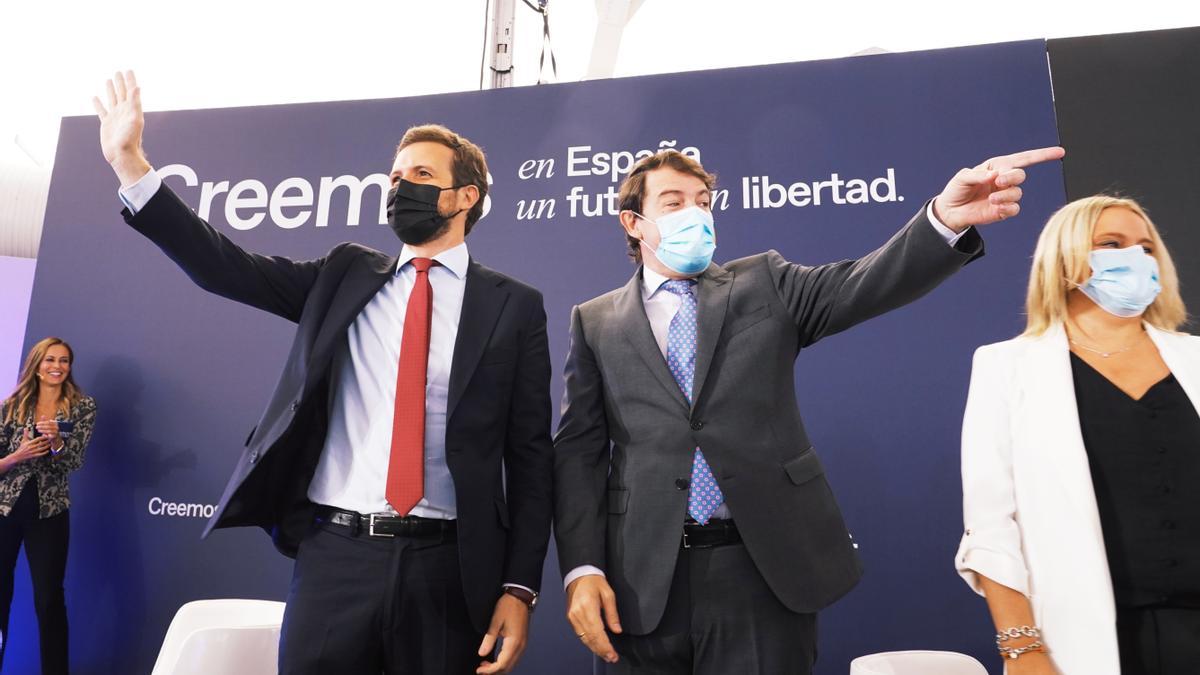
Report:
94,71,553,675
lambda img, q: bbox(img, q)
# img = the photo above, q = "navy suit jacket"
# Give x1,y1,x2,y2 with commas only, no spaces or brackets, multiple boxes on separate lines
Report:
123,185,554,631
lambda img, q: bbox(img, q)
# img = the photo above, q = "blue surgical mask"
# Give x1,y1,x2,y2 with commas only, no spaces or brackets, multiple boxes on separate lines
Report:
1077,245,1161,318
636,206,716,276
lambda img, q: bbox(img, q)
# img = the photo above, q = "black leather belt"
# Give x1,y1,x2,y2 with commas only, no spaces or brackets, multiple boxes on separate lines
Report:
315,506,457,539
681,519,741,549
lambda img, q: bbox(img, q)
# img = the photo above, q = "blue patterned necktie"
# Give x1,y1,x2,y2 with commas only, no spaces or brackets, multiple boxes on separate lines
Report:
661,279,724,524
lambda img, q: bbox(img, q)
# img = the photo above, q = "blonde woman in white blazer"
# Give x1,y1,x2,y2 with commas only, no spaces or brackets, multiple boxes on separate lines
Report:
957,195,1199,675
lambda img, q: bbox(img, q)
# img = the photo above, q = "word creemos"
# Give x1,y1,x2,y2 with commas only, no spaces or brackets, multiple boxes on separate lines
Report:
158,163,494,232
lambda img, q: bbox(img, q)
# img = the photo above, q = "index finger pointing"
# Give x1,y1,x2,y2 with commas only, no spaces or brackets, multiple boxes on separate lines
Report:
993,146,1065,171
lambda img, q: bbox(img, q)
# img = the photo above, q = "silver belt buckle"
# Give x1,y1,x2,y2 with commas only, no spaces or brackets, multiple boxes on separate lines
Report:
368,513,394,538
682,531,691,549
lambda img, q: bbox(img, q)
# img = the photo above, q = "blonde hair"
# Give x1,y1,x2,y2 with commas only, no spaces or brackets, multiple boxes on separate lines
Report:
3,337,86,425
1023,195,1187,336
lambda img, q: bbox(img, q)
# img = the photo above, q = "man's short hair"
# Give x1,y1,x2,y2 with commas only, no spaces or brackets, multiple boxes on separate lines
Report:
396,124,489,234
617,150,717,263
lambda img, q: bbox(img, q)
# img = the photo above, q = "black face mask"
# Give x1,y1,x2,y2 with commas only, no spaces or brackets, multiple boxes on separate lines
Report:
386,179,464,245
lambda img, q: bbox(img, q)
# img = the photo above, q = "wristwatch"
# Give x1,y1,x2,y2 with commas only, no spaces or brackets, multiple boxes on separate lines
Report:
502,587,539,611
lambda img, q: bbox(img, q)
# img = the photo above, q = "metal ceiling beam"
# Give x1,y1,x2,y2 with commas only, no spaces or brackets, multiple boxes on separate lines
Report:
585,0,646,80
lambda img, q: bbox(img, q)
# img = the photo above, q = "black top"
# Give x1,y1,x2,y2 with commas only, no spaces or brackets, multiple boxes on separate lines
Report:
1071,352,1200,609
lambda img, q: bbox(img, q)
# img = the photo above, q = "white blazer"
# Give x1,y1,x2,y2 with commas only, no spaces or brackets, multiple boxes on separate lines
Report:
955,323,1200,675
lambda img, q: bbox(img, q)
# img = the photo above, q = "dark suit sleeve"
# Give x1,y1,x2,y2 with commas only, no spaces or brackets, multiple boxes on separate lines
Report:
552,305,611,577
767,202,983,348
122,183,325,323
501,294,555,591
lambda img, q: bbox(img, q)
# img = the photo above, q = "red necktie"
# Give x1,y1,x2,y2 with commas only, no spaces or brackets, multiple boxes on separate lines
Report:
386,257,436,515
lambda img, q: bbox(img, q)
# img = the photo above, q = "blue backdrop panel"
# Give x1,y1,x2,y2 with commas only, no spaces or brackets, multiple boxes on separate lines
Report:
19,39,1060,674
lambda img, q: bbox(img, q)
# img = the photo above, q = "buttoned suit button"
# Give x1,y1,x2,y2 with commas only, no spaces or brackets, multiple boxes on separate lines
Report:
690,420,703,431
248,450,259,464
290,400,300,412
675,478,690,490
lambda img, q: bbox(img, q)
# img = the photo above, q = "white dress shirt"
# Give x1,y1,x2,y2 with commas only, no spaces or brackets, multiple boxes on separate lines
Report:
309,244,467,518
563,205,966,588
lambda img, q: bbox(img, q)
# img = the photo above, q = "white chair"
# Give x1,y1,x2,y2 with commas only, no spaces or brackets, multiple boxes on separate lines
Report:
850,650,988,675
151,599,286,675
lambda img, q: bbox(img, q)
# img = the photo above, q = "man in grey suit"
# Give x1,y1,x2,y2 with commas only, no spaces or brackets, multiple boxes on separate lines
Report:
553,146,1063,674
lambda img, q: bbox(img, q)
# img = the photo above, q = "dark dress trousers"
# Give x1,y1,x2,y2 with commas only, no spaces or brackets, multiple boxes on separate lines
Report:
122,184,554,635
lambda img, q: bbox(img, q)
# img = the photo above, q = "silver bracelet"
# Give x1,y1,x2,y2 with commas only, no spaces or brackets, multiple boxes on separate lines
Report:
996,626,1044,660
995,625,1040,644
998,640,1045,660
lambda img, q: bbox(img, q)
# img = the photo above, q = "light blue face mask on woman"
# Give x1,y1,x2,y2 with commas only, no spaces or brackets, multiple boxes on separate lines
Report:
635,205,717,276
1077,244,1162,318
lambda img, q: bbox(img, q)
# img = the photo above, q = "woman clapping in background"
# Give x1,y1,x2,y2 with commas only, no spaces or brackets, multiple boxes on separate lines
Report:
0,338,97,674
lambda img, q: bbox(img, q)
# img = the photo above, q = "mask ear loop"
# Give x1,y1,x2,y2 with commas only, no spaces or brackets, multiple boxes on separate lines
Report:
1065,251,1096,293
626,211,661,267
442,184,475,221
627,211,651,244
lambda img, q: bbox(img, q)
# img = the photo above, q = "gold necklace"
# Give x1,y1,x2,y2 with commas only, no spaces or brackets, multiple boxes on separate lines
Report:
1069,339,1134,358
1068,331,1143,358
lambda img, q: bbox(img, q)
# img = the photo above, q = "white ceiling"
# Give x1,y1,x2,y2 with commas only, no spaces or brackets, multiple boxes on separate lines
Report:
2,0,1197,256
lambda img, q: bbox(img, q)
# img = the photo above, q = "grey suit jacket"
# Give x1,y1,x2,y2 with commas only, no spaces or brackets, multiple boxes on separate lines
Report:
553,206,983,634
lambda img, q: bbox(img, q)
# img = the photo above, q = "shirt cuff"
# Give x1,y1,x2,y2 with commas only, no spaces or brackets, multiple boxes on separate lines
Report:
118,168,162,215
563,565,605,590
926,200,969,247
501,583,536,595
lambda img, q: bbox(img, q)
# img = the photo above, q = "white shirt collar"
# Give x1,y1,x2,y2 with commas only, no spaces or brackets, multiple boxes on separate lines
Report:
396,242,470,279
641,265,705,301
641,265,671,301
